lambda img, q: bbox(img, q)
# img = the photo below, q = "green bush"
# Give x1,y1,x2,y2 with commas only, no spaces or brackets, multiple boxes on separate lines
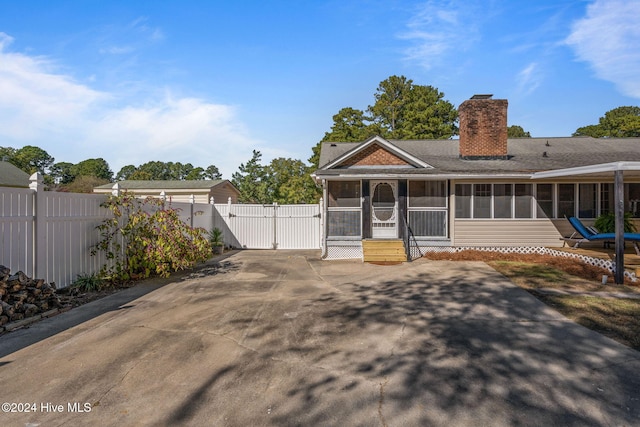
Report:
72,273,103,292
92,194,212,281
593,212,637,233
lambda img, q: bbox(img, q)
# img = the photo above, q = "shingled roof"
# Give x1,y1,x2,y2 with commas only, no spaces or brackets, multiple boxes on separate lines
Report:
315,137,640,177
0,161,30,188
94,179,228,190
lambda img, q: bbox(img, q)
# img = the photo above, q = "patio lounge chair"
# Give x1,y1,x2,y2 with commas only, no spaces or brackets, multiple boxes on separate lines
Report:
564,216,640,255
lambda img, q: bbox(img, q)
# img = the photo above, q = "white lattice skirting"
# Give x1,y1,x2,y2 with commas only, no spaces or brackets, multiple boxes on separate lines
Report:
323,245,364,260
422,246,637,282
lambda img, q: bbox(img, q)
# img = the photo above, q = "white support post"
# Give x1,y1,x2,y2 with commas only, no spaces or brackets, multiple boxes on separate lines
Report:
189,194,195,228
30,173,46,281
210,197,214,205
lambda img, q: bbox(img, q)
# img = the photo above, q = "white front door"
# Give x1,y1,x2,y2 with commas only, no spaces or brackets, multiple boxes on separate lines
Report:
371,180,397,238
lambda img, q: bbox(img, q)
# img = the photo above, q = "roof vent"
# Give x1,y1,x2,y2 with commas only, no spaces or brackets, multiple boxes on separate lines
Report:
330,143,337,147
543,151,548,158
470,94,493,99
545,140,550,147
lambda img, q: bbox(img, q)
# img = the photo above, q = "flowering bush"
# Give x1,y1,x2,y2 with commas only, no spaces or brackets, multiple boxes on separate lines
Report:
92,193,211,281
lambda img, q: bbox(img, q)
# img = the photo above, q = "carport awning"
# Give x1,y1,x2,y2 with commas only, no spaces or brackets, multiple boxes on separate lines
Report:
530,161,640,180
531,161,640,284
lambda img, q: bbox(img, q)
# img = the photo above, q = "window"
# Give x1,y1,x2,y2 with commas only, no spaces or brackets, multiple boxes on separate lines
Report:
557,184,575,218
578,184,597,218
409,181,447,207
494,184,513,218
515,184,533,218
473,184,491,218
455,184,472,218
627,183,640,218
601,183,614,215
328,181,360,207
535,184,553,218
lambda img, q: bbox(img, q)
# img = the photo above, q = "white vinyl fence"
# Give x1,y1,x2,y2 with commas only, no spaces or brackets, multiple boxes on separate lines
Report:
0,175,321,288
0,175,112,289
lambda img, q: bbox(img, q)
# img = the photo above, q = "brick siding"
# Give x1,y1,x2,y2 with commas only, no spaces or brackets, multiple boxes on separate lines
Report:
458,98,508,158
340,144,410,166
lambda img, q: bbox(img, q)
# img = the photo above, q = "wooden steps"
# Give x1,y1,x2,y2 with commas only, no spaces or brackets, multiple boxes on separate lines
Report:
362,239,407,262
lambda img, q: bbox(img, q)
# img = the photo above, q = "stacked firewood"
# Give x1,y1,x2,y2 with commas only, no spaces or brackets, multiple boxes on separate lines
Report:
0,265,61,326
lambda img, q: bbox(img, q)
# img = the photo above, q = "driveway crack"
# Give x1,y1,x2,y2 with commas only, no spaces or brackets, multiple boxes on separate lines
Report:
378,377,389,427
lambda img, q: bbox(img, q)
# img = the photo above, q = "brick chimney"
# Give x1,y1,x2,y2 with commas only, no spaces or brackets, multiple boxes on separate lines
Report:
458,95,508,159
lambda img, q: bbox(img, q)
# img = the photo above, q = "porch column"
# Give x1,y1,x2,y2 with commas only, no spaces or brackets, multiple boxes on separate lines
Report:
614,170,624,284
362,180,371,239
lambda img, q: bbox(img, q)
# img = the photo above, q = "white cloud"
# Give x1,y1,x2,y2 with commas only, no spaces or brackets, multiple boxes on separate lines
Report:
0,35,259,178
397,1,481,69
516,62,542,95
565,0,640,98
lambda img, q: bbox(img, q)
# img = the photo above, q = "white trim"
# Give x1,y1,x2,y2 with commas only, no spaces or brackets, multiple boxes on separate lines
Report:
314,173,533,180
531,161,640,179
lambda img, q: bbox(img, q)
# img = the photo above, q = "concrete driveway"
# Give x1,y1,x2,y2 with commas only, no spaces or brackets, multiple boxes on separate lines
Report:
1,250,639,426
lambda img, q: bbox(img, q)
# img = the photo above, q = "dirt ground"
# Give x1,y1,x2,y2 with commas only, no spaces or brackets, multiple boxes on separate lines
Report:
423,250,639,290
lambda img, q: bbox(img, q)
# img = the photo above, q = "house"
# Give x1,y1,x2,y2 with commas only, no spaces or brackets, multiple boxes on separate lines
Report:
312,95,640,260
0,161,30,188
93,179,240,204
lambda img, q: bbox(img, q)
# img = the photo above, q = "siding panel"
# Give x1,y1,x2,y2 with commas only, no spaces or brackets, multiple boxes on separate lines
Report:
453,219,564,247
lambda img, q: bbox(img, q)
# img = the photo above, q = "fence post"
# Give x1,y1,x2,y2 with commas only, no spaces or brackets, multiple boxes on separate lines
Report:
189,194,195,228
111,182,120,196
273,202,278,249
29,173,46,281
319,197,323,252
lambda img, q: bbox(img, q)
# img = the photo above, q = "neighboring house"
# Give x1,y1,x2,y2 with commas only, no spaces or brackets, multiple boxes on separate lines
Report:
93,179,240,204
313,95,640,260
0,161,30,188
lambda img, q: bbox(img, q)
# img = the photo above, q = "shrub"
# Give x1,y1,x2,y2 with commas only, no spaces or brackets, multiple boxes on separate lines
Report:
92,194,212,281
593,212,636,233
72,273,104,292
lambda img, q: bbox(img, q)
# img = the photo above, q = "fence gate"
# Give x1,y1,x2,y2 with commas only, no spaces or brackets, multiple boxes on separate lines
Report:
213,203,321,250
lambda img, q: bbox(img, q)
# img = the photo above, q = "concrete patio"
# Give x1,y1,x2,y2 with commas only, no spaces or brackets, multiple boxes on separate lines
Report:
1,250,639,426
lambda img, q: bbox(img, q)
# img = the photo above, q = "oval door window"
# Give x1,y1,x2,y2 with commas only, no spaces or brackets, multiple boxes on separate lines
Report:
372,183,395,221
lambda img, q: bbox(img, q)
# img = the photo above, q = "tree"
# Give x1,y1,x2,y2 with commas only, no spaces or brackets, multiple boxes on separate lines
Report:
0,146,16,161
50,162,75,184
401,84,458,139
204,165,222,180
312,76,458,168
10,145,54,174
185,167,205,180
507,125,531,138
574,106,640,137
71,158,113,181
310,107,375,168
61,176,110,193
231,150,271,203
368,75,413,137
266,158,320,204
116,165,138,181
322,107,372,143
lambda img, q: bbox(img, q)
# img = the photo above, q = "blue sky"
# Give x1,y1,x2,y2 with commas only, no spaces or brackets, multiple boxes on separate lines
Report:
0,0,639,179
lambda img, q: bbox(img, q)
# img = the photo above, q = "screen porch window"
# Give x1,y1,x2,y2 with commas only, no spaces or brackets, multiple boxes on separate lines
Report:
515,184,533,218
408,180,448,237
473,184,492,218
579,184,597,218
455,184,472,218
557,184,575,218
327,181,361,237
494,184,513,218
